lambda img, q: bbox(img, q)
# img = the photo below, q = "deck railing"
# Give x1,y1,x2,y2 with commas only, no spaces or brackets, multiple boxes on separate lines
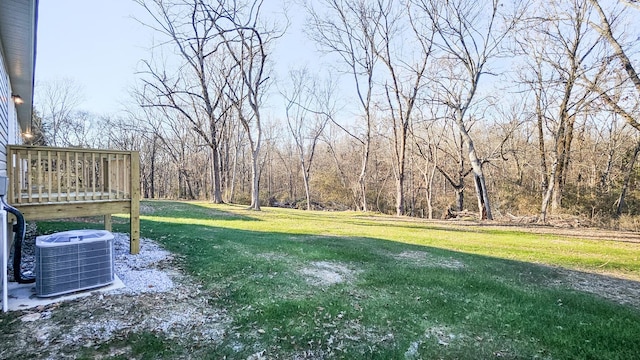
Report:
7,146,134,204
6,145,141,254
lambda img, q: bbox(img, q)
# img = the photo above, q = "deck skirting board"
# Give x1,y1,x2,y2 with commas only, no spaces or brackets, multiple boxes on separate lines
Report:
14,201,132,221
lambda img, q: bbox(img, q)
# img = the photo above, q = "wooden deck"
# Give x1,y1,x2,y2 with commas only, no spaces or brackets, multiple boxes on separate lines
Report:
6,146,141,254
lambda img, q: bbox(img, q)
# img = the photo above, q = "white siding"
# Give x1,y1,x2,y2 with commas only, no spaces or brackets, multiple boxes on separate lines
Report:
0,45,9,178
0,43,22,179
7,82,19,146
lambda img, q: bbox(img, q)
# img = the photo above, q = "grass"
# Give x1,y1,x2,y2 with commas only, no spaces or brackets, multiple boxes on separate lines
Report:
33,200,640,359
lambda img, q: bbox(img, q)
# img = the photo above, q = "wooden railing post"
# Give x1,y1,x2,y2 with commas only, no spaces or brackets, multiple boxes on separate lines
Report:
102,156,109,193
130,152,141,254
7,150,14,204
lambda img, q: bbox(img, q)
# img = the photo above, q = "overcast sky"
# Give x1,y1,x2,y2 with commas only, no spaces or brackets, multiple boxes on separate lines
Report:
35,0,317,116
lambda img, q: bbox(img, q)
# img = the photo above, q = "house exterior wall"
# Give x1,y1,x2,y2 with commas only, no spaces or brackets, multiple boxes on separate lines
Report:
0,45,9,178
0,42,22,179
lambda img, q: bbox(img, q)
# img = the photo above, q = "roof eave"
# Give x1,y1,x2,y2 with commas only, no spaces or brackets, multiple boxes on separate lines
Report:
0,0,38,133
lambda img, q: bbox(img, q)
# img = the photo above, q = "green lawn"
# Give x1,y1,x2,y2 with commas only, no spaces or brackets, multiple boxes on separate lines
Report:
36,201,640,359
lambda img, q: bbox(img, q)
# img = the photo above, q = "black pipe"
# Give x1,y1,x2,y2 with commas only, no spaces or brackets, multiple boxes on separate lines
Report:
0,196,35,284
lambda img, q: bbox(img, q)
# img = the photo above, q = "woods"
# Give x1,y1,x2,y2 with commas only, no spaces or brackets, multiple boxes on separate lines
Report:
34,0,640,226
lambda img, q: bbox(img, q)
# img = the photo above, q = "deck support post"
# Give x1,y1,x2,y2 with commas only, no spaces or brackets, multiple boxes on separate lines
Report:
104,214,112,232
130,152,140,254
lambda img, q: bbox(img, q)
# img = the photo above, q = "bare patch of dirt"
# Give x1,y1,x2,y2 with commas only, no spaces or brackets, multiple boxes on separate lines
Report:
299,261,358,286
390,251,465,269
255,252,290,262
423,326,466,347
546,267,640,310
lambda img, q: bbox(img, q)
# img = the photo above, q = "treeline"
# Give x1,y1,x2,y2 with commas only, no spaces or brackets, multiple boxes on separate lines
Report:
33,0,640,227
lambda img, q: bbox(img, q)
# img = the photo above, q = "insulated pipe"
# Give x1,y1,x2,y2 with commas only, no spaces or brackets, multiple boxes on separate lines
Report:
0,196,34,284
1,208,7,312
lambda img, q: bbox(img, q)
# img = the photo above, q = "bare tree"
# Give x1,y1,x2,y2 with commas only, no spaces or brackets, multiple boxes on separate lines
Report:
366,0,435,216
305,0,381,212
135,0,247,204
411,108,448,219
515,42,551,200
96,112,158,197
321,125,363,210
65,111,97,147
414,0,525,220
220,114,246,203
35,78,84,147
136,101,200,199
51,0,638,221
579,1,640,218
413,104,470,214
282,67,335,210
214,0,279,210
517,0,606,221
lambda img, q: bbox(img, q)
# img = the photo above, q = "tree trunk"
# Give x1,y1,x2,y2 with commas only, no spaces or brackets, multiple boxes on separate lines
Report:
395,130,407,216
456,116,493,220
228,130,242,204
359,139,370,212
249,141,262,211
553,113,577,210
551,173,563,211
552,128,567,211
454,186,464,212
178,168,184,199
184,170,195,200
541,157,559,223
536,95,548,195
396,174,404,216
301,159,312,211
601,147,615,190
150,136,157,199
423,162,437,219
473,175,487,220
210,142,223,203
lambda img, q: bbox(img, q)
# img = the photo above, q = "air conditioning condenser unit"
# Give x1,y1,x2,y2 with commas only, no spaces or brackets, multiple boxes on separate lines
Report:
35,230,115,297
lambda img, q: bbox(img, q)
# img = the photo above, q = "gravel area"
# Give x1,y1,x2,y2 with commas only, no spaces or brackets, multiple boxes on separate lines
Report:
9,225,177,295
111,232,176,294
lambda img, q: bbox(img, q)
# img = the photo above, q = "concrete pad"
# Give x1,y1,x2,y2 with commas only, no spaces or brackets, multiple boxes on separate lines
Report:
5,275,125,311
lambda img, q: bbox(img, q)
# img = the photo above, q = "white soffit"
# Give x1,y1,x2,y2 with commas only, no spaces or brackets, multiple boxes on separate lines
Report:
0,0,38,132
